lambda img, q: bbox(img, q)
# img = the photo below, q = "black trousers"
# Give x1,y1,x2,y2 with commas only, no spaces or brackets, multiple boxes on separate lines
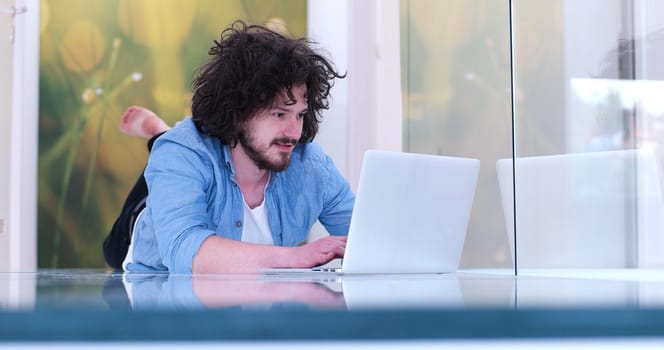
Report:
102,133,163,270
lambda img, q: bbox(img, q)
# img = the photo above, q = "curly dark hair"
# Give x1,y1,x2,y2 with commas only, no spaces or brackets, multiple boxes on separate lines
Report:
191,20,345,145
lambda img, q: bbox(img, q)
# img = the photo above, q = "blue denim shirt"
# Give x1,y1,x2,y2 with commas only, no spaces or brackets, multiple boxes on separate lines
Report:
126,117,355,273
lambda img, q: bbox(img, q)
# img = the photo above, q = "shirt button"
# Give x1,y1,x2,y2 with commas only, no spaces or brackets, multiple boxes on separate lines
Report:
235,221,242,227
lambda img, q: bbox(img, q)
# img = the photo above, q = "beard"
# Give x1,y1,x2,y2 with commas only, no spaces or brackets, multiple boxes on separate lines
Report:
238,131,298,172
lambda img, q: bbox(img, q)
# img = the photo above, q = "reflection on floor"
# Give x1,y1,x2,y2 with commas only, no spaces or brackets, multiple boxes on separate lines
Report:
2,269,664,312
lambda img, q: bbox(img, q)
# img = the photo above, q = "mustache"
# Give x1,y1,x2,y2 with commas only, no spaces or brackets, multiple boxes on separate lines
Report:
271,137,298,146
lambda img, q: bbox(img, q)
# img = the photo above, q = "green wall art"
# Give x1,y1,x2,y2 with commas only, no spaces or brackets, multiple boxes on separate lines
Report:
38,0,306,268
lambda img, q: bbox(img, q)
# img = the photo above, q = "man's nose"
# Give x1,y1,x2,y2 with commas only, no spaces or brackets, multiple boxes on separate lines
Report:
284,115,303,139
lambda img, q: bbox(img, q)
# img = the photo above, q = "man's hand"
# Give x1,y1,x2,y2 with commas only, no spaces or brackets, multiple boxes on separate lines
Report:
289,236,347,268
193,235,347,273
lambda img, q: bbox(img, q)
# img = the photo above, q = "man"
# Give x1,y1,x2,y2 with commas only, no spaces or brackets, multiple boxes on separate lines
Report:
103,20,354,274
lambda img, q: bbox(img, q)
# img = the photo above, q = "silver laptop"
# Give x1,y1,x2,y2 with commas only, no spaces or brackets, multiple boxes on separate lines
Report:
262,149,480,275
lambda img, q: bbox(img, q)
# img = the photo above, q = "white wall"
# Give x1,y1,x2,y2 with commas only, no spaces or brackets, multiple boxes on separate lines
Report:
308,0,402,191
0,0,14,272
0,0,39,272
306,0,350,178
306,0,402,240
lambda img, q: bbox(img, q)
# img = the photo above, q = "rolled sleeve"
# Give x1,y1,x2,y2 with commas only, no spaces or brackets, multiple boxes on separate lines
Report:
318,153,355,235
145,139,217,273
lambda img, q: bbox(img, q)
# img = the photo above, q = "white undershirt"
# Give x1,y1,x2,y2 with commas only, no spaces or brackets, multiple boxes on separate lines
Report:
241,198,273,245
241,175,273,245
122,209,144,271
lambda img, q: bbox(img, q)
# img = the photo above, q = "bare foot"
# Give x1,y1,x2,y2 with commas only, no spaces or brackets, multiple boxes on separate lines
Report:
119,106,171,139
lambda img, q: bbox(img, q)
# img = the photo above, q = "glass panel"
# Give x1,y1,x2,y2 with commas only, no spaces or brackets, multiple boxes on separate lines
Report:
512,0,664,270
401,0,513,269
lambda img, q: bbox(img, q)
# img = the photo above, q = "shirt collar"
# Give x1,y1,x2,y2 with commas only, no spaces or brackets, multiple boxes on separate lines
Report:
221,144,237,182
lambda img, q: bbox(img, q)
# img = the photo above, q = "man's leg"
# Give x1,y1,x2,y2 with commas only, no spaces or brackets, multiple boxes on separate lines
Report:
103,107,171,270
103,173,148,270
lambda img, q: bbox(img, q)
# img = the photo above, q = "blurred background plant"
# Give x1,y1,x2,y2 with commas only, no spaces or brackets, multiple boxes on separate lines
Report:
38,0,306,268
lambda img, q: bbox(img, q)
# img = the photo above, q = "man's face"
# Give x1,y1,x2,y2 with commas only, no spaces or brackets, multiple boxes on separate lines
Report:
238,84,307,172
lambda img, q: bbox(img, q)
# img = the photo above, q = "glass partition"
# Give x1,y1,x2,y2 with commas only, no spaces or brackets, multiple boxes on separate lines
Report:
400,0,513,269
511,0,664,270
402,0,664,272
